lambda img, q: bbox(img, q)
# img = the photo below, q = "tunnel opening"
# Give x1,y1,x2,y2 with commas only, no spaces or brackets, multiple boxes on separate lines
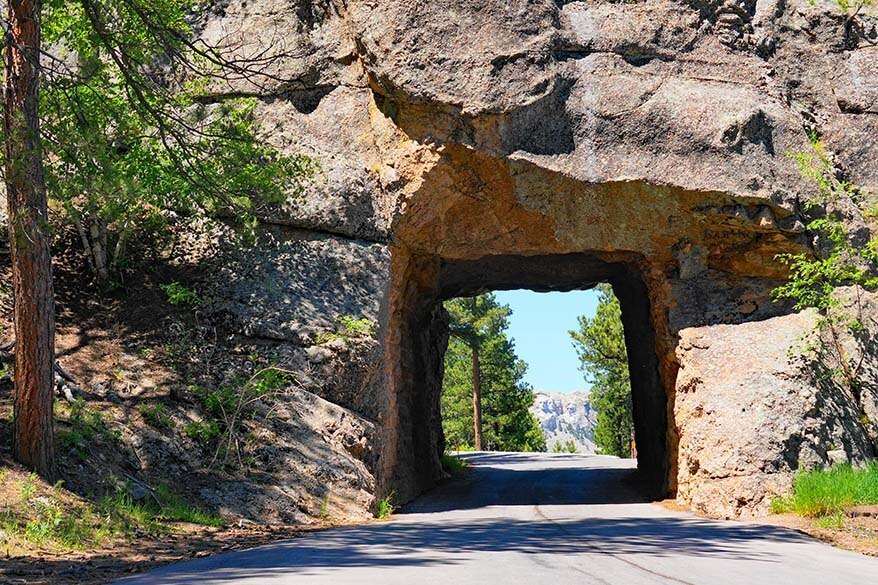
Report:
385,251,670,504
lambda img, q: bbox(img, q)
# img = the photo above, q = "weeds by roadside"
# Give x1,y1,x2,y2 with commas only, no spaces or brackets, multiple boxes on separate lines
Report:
0,467,224,555
772,462,878,518
441,453,467,474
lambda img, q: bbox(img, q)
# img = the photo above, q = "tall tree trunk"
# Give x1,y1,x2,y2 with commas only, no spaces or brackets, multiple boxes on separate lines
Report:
4,0,57,480
472,344,483,451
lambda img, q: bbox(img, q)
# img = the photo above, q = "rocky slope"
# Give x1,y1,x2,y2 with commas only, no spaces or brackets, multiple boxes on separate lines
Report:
532,391,598,454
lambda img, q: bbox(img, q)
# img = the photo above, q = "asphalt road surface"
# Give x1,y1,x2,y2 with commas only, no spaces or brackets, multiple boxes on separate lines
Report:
119,452,878,584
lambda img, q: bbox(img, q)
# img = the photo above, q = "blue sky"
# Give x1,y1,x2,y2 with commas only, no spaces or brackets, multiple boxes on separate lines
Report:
493,289,600,393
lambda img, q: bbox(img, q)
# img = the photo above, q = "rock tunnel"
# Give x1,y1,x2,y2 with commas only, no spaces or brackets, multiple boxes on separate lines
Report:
201,0,878,520
374,143,877,516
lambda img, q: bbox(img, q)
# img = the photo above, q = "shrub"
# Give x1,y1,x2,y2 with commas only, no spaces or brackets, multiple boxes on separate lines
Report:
441,454,467,474
160,282,199,306
374,494,395,520
183,420,221,443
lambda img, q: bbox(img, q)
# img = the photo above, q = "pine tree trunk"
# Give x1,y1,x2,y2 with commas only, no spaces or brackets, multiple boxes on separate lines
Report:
472,344,483,451
4,0,57,480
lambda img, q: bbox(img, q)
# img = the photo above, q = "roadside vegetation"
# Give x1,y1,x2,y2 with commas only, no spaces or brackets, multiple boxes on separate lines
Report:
0,467,223,556
441,453,468,474
551,440,578,454
772,463,878,520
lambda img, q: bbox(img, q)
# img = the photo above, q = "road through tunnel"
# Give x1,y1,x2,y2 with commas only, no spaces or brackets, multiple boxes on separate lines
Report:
384,252,670,504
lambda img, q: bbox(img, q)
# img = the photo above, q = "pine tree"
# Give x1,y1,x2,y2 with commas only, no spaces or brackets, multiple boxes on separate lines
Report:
442,294,545,452
569,285,633,458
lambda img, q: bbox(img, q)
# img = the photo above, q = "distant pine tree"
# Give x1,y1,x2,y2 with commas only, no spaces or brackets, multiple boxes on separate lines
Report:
442,294,546,453
569,285,633,458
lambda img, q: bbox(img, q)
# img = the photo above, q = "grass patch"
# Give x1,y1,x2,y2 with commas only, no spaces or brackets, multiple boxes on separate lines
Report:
441,453,467,474
183,420,221,443
374,493,395,520
138,403,173,429
772,462,878,517
0,472,225,554
56,398,118,461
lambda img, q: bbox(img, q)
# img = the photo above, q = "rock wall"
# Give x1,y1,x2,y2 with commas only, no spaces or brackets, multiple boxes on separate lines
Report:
196,0,878,518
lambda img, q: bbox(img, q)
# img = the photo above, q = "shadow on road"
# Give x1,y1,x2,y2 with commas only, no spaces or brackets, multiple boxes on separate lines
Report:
401,452,650,513
130,515,811,583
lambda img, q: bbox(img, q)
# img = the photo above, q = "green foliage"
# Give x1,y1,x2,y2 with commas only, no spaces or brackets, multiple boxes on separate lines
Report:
441,294,546,453
56,398,116,461
183,420,221,443
569,285,633,458
374,494,395,519
138,402,173,428
38,0,317,282
160,282,199,306
551,440,577,453
191,383,239,419
190,369,291,468
101,483,224,529
440,453,467,474
772,462,878,517
337,316,376,337
834,0,874,14
773,141,877,394
316,315,377,344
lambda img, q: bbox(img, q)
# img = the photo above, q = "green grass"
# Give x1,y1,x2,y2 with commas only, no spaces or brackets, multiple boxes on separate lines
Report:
138,403,174,429
101,484,225,529
441,453,467,474
374,494,395,520
772,462,878,517
183,420,221,443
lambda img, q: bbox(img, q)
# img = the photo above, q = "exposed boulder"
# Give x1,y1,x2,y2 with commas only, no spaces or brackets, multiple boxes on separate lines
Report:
675,298,877,518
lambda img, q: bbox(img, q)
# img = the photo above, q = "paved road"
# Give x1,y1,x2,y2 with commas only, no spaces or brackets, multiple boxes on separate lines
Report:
120,452,878,584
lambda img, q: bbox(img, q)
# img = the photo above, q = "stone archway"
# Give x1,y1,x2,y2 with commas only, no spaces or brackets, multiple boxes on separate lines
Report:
374,143,873,517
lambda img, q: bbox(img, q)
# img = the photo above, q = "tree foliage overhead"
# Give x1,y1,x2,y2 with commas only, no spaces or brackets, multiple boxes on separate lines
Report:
569,285,633,458
38,0,316,282
441,294,546,453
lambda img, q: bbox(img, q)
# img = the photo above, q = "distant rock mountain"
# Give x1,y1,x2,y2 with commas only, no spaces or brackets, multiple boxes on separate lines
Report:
531,391,597,454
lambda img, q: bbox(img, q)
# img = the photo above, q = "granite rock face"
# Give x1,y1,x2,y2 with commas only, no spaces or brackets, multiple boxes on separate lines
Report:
532,391,598,454
196,0,878,518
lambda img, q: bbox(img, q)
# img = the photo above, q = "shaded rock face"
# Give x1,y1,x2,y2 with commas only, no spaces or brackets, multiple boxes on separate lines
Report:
198,0,878,518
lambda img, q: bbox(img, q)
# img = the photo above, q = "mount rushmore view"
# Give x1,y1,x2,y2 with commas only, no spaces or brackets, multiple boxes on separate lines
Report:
0,0,877,582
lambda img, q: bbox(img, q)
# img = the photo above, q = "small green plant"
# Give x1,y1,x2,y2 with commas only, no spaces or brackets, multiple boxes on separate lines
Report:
336,316,376,337
319,493,331,519
183,420,221,443
316,315,377,344
374,493,395,520
19,473,38,503
153,484,225,526
138,403,173,429
771,462,878,518
160,282,199,306
56,398,114,461
193,369,292,469
441,453,467,474
834,0,873,15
